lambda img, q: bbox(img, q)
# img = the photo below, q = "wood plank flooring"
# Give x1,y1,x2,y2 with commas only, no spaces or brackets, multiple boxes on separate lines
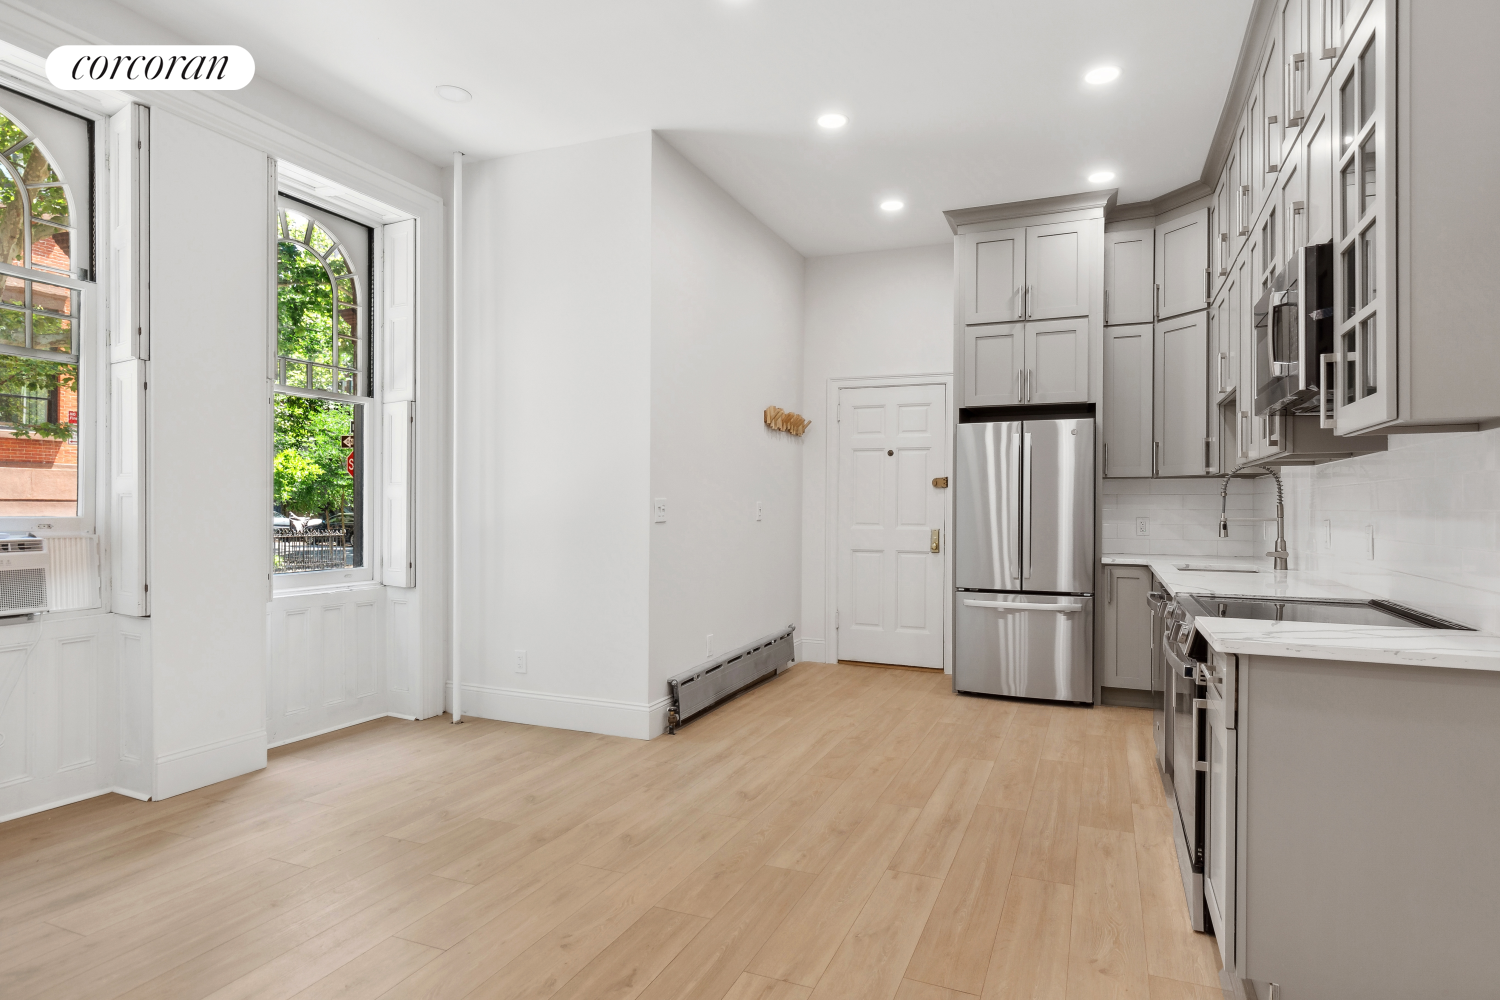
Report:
0,662,1224,1000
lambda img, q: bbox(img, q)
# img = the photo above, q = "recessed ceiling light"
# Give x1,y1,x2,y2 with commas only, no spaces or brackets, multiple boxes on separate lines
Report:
1084,66,1121,85
1088,171,1116,184
435,85,472,103
880,199,905,212
817,113,848,129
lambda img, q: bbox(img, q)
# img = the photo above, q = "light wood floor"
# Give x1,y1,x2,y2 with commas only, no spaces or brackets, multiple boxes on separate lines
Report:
0,662,1225,1000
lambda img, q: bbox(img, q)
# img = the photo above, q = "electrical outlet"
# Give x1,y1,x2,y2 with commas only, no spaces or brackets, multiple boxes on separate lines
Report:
653,498,667,523
513,649,527,674
755,501,763,521
1135,517,1150,537
706,634,714,657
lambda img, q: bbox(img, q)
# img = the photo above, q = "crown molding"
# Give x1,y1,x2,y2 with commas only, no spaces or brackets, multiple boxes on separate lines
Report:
944,188,1117,233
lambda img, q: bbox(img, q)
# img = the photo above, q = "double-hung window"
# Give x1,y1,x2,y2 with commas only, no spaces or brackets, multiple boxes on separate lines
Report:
0,92,93,531
272,197,373,583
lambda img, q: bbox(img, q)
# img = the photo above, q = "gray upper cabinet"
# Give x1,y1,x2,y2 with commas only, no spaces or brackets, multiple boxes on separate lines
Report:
964,322,1024,406
1155,312,1210,477
962,228,1025,324
1104,228,1154,326
1025,220,1090,320
1026,319,1089,404
1155,209,1209,321
1103,324,1153,478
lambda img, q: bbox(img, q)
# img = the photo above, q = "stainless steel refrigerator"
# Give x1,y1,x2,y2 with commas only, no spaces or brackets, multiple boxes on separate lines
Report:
954,416,1094,702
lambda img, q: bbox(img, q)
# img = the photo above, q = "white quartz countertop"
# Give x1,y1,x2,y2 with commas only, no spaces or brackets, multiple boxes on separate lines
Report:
1099,554,1370,600
1100,554,1500,672
1189,618,1500,673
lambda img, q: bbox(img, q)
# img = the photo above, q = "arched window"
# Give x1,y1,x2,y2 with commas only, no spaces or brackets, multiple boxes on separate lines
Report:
0,104,83,521
277,207,363,396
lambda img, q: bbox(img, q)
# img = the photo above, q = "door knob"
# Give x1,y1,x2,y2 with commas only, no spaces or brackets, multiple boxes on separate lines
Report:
930,529,941,553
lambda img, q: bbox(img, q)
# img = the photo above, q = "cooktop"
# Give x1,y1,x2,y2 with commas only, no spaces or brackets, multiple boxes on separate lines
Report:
1174,594,1471,630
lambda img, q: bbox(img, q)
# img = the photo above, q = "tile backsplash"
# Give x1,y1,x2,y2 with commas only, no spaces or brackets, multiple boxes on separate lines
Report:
1282,426,1500,633
1102,477,1277,558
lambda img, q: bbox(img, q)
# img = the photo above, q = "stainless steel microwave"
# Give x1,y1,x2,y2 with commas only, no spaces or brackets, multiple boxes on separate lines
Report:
1253,241,1333,417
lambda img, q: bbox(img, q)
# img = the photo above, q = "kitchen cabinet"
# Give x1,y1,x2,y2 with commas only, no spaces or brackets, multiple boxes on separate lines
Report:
1302,87,1333,247
1103,324,1153,478
1104,227,1154,325
1099,565,1152,691
961,227,1025,324
1025,320,1089,403
1154,209,1209,320
1154,312,1210,477
1025,219,1091,320
963,319,1088,406
1194,639,1500,997
962,323,1023,405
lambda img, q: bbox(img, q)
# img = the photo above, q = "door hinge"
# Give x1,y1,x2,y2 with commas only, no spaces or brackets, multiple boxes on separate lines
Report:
143,583,149,592
835,611,840,629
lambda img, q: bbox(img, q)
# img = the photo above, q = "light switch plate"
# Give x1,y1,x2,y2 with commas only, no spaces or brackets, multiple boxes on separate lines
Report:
755,501,763,521
1135,517,1150,537
653,498,667,523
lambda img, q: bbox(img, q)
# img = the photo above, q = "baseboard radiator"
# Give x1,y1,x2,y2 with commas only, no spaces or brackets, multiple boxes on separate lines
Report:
666,624,795,734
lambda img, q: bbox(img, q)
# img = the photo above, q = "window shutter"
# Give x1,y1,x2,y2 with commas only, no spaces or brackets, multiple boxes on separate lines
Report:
382,219,416,402
108,104,149,362
110,359,149,615
381,400,414,588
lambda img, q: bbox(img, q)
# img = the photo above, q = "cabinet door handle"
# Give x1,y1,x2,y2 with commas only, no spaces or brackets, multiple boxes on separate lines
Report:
1108,570,1114,605
1205,436,1213,473
1014,286,1023,320
1103,288,1109,324
1218,351,1227,392
1320,353,1337,428
1153,440,1160,477
1204,268,1211,304
1103,442,1109,477
1155,282,1161,319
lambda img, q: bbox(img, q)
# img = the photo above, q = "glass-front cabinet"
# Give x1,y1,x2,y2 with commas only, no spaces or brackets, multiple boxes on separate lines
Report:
1329,0,1394,433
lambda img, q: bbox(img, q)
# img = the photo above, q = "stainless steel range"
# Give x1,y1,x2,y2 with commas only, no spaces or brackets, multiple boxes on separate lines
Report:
1158,592,1470,932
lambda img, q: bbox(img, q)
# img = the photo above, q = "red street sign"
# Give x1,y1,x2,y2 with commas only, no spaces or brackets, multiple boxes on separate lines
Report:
67,410,78,424
345,452,355,476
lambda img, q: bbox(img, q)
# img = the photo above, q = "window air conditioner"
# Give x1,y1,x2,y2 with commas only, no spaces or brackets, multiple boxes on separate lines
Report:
0,537,51,616
0,534,100,616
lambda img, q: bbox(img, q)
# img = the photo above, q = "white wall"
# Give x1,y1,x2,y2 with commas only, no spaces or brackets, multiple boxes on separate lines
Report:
648,136,804,718
456,134,654,737
1284,428,1500,633
798,244,953,663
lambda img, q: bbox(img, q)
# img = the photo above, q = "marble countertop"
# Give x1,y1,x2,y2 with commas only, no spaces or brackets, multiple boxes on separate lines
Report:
1189,618,1500,673
1100,553,1500,672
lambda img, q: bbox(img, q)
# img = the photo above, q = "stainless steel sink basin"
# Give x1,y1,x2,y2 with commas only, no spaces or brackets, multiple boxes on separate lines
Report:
1171,563,1263,573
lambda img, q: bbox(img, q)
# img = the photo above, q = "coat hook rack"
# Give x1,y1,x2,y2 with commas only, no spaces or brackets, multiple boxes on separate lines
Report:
763,406,810,437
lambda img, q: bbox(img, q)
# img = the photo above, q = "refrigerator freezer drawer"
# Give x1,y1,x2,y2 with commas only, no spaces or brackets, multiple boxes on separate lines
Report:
955,593,1093,702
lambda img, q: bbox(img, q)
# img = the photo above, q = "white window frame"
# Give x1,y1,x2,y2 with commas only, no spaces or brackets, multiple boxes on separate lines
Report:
0,85,105,543
270,192,383,594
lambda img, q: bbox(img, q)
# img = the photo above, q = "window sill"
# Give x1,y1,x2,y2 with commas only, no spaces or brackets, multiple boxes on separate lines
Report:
272,578,382,600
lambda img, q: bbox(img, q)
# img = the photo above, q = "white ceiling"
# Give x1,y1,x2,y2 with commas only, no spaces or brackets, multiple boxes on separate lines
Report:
116,0,1254,256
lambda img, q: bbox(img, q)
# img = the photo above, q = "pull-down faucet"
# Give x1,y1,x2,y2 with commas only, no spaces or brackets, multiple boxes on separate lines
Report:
1219,465,1289,571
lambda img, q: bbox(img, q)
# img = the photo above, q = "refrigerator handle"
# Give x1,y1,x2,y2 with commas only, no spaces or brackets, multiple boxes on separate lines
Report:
1011,431,1023,581
1023,431,1034,584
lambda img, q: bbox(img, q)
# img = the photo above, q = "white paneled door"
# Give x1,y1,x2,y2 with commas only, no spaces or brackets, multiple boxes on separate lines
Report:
836,384,947,669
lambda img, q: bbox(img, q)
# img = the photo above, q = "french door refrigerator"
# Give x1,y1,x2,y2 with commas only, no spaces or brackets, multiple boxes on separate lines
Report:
954,416,1094,702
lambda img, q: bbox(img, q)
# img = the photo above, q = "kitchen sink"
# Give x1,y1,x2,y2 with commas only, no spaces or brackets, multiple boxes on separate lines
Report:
1171,563,1263,573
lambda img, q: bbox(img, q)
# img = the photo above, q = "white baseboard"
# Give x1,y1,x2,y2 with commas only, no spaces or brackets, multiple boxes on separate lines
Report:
267,713,395,749
795,638,826,663
449,682,663,741
154,729,267,800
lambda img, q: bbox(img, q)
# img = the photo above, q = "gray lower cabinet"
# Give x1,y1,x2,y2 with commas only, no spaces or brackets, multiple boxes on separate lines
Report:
1098,565,1152,691
1103,324,1153,478
1207,647,1500,998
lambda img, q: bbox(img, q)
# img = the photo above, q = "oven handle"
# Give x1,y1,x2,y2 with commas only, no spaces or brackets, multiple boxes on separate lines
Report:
1165,642,1210,770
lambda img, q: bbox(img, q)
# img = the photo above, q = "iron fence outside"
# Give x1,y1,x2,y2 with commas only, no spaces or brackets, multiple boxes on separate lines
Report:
274,529,355,573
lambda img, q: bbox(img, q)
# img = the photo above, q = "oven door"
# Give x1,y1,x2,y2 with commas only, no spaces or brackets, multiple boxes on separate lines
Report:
1167,640,1204,870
